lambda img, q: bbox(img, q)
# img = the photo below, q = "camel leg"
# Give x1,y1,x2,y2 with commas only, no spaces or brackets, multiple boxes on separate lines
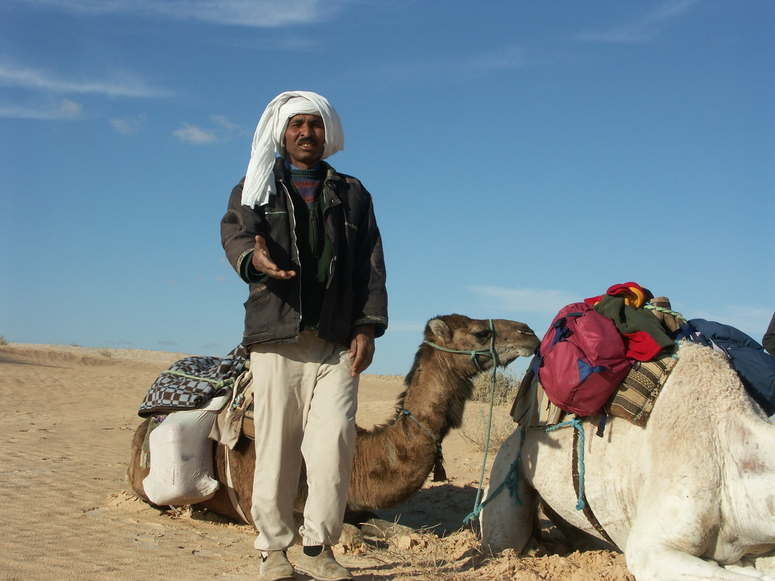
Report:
626,497,768,581
722,561,775,581
627,540,775,581
480,427,536,553
127,417,152,502
747,552,775,578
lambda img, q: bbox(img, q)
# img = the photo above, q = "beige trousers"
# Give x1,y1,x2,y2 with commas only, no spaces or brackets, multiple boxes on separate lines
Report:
248,331,358,551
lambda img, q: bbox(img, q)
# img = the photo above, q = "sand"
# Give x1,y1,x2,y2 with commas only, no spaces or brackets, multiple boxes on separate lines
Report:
0,343,633,581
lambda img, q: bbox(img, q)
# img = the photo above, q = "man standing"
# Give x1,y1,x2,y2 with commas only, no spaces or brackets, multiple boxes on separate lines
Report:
221,91,388,581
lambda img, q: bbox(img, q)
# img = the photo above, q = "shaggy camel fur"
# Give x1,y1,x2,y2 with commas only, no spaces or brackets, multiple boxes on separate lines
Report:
128,314,540,526
480,342,775,581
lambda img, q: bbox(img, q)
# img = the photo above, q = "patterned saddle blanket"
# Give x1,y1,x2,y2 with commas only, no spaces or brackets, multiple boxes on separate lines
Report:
138,344,247,417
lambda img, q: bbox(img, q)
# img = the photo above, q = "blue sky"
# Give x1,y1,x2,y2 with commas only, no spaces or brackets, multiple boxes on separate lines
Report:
1,0,773,376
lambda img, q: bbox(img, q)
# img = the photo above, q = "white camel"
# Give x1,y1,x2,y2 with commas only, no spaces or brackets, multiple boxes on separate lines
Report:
480,342,775,581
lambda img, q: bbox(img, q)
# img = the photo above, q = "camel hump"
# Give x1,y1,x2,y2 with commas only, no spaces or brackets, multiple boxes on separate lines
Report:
682,318,775,416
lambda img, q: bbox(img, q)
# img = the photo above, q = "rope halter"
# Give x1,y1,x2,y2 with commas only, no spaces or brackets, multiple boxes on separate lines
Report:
421,318,503,522
422,318,498,372
401,319,503,484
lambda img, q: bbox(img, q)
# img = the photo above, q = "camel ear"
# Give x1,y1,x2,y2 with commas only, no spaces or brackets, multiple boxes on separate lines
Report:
428,318,453,343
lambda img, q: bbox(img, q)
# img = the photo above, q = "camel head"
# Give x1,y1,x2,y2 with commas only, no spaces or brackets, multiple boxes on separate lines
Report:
421,314,539,373
391,314,541,452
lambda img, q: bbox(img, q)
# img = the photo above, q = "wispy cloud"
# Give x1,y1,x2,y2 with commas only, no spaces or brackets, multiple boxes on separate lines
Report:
14,0,343,27
173,122,219,144
0,98,82,120
456,45,559,79
198,341,227,351
110,113,147,135
211,114,243,133
469,286,578,316
573,0,700,43
365,44,558,87
173,115,246,144
0,61,171,98
59,99,82,116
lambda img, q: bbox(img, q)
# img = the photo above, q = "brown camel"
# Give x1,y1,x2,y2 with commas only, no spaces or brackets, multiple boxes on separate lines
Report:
128,314,539,526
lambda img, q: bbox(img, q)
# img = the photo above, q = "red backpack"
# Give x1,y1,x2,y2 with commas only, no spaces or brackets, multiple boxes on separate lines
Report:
536,302,632,417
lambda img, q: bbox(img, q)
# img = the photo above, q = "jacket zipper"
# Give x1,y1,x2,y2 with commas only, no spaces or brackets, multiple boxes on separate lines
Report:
280,180,303,330
322,184,337,288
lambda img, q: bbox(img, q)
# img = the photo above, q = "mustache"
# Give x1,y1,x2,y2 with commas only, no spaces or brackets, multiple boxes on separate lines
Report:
296,137,318,145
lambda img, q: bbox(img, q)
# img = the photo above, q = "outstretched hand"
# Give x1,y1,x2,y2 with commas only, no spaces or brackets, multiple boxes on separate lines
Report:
349,325,376,377
251,235,296,279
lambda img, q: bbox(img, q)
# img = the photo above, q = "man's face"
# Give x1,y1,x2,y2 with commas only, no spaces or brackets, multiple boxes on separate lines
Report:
284,114,325,169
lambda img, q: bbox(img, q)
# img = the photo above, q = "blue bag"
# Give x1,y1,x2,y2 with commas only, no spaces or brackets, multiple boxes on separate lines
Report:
683,319,775,416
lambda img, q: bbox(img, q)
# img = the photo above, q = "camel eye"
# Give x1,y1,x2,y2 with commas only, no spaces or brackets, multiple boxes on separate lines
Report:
474,330,492,342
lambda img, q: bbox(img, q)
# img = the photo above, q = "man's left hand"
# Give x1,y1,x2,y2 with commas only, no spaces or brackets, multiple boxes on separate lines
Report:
349,325,376,377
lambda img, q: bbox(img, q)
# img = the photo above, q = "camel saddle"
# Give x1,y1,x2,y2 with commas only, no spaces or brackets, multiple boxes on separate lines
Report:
511,296,682,429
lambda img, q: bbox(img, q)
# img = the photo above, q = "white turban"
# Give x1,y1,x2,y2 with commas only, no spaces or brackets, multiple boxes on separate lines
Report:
241,91,344,208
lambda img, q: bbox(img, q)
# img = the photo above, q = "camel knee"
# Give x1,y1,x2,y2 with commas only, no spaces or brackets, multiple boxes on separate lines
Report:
480,483,535,553
480,428,534,552
625,541,740,581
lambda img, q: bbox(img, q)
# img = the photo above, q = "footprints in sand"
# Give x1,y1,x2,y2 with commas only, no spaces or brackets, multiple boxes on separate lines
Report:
91,491,254,562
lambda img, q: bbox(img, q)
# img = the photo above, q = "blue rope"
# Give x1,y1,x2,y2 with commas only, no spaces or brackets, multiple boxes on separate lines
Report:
422,319,496,373
423,320,583,525
463,426,525,524
459,320,501,523
470,416,588,523
546,417,586,510
401,409,442,454
421,319,502,524
643,302,687,324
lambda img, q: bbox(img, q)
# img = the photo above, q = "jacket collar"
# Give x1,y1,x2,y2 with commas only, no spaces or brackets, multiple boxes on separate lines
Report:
275,157,342,208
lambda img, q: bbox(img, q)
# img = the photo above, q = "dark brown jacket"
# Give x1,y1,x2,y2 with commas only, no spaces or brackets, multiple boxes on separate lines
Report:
220,159,388,347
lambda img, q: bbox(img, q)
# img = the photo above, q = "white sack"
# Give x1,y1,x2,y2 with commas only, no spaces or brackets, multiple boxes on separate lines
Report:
143,394,229,506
